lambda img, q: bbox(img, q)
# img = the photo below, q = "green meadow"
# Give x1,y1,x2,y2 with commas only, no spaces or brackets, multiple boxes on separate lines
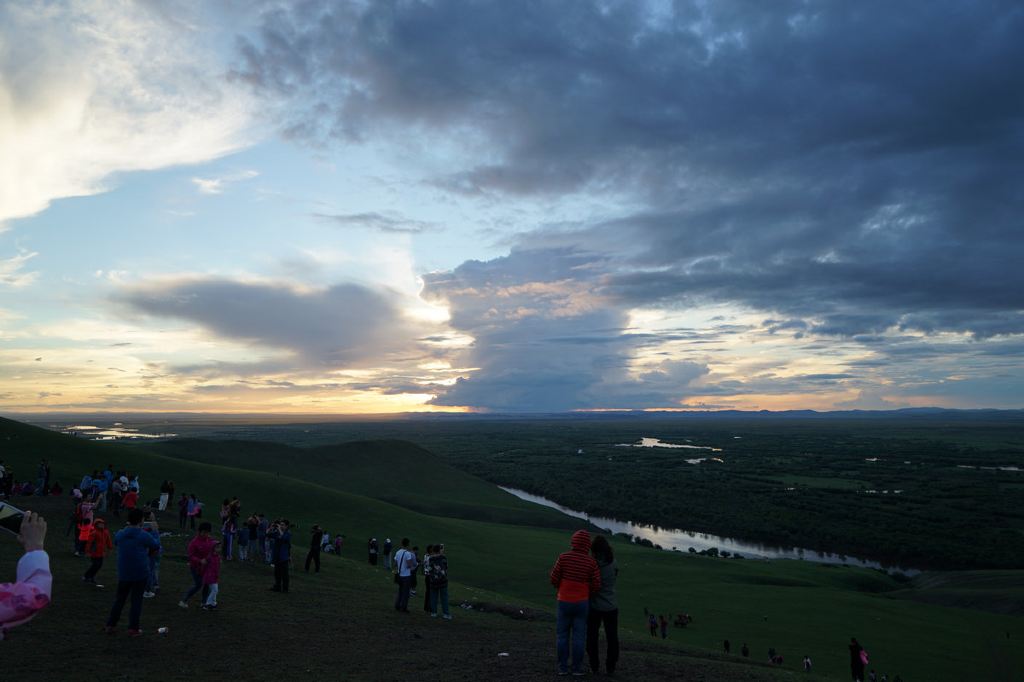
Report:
1,417,1021,681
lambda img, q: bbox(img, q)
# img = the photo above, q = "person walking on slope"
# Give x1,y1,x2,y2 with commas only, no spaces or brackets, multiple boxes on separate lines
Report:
393,538,417,612
586,535,619,676
104,509,158,636
268,520,292,593
306,525,323,573
179,522,217,608
382,537,392,569
368,538,378,566
549,529,601,676
82,517,113,587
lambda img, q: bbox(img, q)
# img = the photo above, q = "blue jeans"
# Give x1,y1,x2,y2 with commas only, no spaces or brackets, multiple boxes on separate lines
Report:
556,600,589,673
181,568,208,603
429,585,450,616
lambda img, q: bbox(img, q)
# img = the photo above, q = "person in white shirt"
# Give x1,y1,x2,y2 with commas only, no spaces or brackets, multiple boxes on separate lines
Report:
392,538,417,612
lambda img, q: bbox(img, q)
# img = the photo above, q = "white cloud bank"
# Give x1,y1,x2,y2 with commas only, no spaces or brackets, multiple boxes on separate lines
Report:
0,1,254,225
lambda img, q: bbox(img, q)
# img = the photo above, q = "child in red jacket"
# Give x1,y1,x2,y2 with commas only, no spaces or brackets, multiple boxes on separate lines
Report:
82,518,113,587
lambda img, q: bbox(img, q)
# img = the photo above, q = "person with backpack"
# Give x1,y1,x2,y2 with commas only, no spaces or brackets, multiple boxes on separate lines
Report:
586,535,618,676
392,538,417,612
549,530,601,676
103,508,158,636
427,544,451,620
849,637,867,682
82,518,113,587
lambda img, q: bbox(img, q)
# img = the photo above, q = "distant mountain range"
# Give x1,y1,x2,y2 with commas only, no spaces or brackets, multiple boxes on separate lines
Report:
5,406,1024,424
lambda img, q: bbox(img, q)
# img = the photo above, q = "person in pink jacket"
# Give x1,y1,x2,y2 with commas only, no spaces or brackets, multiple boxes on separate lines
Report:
178,522,216,608
1,511,52,640
202,544,221,610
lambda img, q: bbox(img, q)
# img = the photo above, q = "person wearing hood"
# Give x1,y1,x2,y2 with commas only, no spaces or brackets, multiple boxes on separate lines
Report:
82,517,113,587
104,509,158,636
549,530,601,676
179,522,217,608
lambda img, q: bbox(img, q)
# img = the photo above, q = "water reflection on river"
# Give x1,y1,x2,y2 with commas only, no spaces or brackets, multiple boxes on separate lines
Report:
501,486,919,575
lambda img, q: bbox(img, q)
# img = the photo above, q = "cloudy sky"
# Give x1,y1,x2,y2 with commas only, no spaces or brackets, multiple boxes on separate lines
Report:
2,0,1022,414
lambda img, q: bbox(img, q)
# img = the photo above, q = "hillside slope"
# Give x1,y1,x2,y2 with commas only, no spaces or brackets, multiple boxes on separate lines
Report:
144,438,578,529
0,495,790,682
1,417,1022,681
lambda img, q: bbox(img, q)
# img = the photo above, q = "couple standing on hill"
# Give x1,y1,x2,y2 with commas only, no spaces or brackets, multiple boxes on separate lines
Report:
549,530,619,676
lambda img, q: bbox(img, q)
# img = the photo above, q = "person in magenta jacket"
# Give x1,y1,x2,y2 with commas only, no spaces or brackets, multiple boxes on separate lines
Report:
0,511,52,640
178,522,216,608
202,543,221,609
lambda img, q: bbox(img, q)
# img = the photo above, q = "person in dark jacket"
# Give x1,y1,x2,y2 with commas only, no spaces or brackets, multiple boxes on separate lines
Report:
586,535,619,675
427,544,451,619
368,538,378,566
306,525,323,573
549,530,601,676
849,637,866,682
269,520,292,593
104,509,157,635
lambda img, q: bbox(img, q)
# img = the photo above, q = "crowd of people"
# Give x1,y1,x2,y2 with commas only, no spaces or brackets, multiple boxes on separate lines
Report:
1,460,913,680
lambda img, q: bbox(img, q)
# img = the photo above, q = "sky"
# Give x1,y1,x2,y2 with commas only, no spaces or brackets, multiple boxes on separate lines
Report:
1,0,1023,414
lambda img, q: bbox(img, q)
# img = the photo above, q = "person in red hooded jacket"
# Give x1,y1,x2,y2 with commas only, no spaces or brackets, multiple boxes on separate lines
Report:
82,518,113,587
178,522,217,608
549,530,601,676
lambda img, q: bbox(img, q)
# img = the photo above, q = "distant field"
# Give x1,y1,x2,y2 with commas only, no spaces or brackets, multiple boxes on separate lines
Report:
2,416,1023,680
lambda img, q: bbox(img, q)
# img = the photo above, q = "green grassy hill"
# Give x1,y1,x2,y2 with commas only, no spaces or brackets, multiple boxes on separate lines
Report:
145,438,579,529
1,417,1021,681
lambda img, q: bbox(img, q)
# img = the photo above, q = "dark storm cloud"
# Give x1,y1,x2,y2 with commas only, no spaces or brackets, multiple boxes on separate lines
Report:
232,0,1024,405
233,0,1024,343
117,277,422,370
420,248,709,411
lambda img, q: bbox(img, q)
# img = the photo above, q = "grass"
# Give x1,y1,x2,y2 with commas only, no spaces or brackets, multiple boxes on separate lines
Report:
1,416,1022,681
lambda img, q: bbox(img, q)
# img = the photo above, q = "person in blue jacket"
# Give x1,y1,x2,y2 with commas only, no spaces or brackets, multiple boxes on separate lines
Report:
268,519,292,593
104,508,158,635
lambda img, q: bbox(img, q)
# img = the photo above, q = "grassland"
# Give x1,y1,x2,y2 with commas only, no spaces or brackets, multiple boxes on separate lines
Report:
1,416,1022,681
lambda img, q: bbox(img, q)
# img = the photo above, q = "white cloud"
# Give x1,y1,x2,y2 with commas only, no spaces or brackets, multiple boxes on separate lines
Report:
0,2,254,226
0,250,39,287
191,169,260,195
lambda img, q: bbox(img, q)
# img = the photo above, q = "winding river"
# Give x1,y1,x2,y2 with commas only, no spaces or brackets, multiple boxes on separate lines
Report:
501,486,920,575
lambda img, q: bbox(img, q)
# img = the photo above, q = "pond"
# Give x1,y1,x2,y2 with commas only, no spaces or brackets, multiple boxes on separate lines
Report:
616,437,723,452
501,486,920,575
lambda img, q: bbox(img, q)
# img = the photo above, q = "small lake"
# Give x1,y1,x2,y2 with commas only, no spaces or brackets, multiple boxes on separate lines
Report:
501,486,920,575
616,437,723,452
